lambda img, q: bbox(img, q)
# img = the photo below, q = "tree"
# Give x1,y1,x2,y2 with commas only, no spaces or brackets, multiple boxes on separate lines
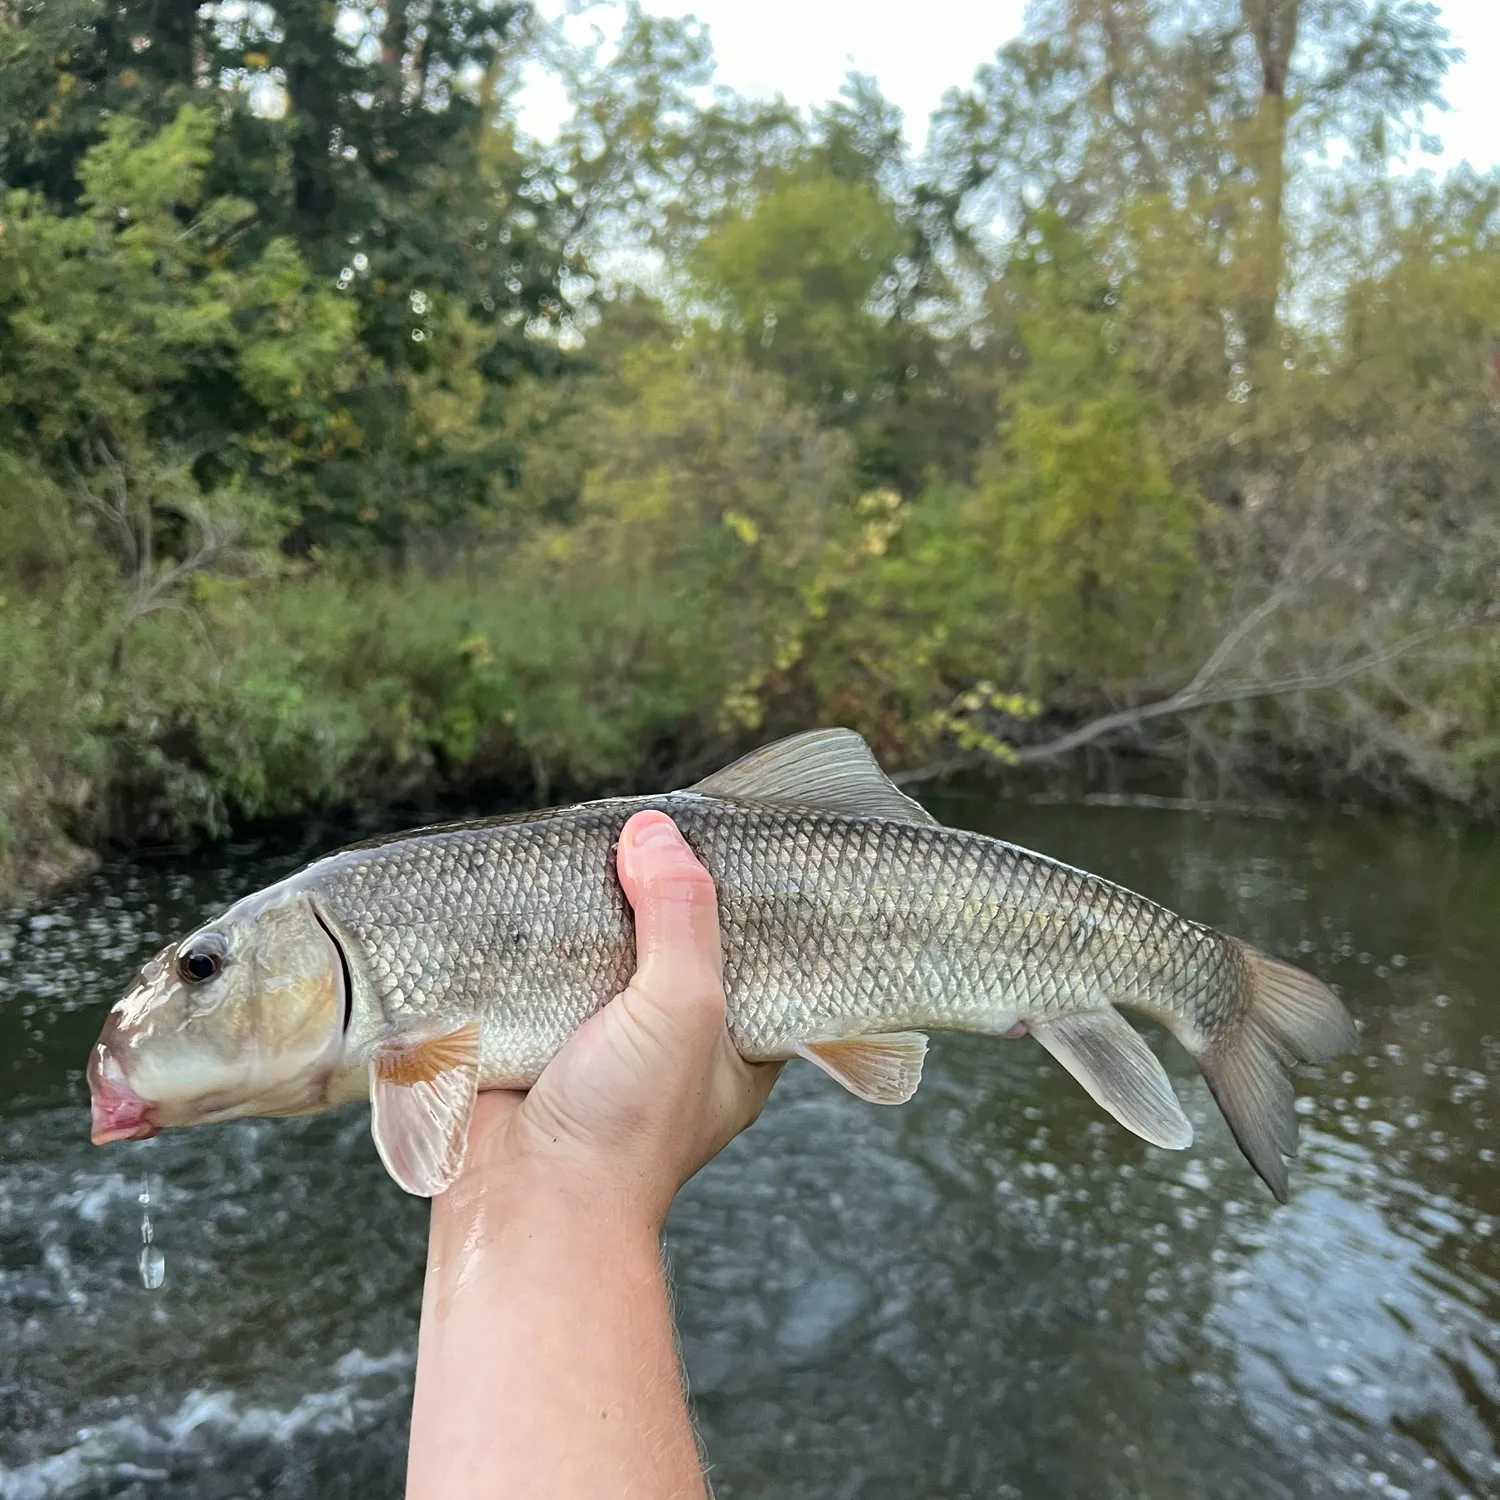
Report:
0,106,359,532
1,0,578,544
694,174,906,422
925,0,1458,358
3,0,1499,901
540,4,802,265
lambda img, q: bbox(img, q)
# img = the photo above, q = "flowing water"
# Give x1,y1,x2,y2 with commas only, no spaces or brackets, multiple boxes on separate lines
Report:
1,792,1496,1500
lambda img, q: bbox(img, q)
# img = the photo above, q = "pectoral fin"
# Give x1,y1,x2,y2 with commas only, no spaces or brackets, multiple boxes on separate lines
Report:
795,1031,928,1105
1030,1010,1193,1150
369,1022,481,1196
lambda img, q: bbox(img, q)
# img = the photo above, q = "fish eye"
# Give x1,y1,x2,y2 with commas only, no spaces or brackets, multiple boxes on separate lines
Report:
177,936,227,985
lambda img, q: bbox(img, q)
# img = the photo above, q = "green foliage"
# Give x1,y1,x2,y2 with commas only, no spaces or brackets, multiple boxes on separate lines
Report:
532,342,862,747
966,214,1205,687
1,0,1499,899
976,393,1202,689
696,174,907,422
543,5,802,261
691,161,994,494
1,107,361,470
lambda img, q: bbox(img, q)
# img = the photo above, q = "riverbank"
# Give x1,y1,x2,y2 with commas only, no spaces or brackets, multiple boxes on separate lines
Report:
5,671,1491,912
6,495,1495,908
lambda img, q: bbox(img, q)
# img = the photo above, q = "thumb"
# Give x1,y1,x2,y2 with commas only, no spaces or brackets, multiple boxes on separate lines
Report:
616,808,781,1152
615,811,724,1013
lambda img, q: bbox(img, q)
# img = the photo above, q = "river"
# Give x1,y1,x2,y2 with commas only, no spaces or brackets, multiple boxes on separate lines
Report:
1,790,1496,1499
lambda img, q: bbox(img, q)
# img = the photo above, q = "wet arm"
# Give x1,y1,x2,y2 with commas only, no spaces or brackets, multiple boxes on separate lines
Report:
405,812,778,1500
407,1146,705,1500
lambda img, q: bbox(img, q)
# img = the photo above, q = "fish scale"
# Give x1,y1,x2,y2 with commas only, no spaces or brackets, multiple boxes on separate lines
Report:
296,794,1238,1079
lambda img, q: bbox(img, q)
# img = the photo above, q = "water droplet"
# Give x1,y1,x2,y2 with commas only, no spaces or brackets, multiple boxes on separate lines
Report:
138,1243,165,1290
138,1172,165,1290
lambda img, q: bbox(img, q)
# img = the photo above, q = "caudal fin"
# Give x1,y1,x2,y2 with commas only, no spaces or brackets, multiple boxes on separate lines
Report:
1197,943,1358,1202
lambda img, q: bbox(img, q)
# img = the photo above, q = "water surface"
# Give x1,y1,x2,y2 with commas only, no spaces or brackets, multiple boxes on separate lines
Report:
1,793,1496,1499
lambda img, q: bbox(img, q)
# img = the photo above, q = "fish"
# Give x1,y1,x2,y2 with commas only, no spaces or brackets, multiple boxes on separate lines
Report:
87,728,1358,1201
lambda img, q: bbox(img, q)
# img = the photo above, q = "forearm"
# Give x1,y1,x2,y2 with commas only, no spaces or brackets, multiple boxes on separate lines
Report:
406,1166,706,1500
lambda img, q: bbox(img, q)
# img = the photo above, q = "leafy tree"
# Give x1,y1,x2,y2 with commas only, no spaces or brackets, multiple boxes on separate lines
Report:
541,4,802,264
0,107,360,549
692,149,991,490
548,342,859,730
1,0,576,544
926,0,1458,356
694,174,908,423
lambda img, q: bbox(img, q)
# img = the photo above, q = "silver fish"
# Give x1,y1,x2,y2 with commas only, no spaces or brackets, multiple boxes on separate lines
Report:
87,729,1357,1199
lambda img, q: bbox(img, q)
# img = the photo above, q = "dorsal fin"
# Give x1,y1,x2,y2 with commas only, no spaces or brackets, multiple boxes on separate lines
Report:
684,728,938,825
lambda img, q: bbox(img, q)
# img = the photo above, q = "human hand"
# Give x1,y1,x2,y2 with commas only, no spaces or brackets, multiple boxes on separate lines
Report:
443,809,782,1232
410,811,773,1497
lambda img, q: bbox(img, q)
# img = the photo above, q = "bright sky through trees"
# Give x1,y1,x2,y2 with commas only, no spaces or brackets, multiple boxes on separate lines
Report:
518,0,1499,172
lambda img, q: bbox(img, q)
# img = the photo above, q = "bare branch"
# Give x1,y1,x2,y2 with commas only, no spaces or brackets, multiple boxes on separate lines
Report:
116,510,224,634
894,620,1481,787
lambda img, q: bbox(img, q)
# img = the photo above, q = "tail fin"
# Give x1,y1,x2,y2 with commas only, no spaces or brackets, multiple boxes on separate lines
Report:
1197,942,1359,1203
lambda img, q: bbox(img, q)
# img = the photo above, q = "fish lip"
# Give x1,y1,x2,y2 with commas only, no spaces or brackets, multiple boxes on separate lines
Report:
91,1115,161,1145
86,1042,160,1145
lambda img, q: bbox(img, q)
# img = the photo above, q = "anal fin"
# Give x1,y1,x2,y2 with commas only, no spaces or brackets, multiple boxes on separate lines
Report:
795,1031,928,1105
1030,1010,1193,1150
369,1021,481,1197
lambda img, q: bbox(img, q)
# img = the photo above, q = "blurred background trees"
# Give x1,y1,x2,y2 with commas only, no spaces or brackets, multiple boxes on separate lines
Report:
1,0,1497,892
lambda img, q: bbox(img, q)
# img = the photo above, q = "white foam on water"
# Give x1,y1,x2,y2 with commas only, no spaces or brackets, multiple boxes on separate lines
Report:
0,1347,412,1500
48,1173,141,1227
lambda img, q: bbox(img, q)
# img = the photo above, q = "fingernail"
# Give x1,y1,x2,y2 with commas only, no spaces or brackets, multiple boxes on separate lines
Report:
629,815,683,849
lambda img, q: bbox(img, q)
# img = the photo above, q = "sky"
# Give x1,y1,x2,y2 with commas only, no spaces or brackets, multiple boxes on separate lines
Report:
516,0,1500,176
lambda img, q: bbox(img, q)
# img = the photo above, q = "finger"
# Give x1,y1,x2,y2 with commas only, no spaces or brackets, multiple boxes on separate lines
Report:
616,811,724,1002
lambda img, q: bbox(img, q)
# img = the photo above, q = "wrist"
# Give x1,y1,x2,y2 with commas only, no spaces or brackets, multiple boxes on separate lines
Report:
411,1129,699,1500
502,1159,669,1241
444,1127,672,1245
422,1150,670,1350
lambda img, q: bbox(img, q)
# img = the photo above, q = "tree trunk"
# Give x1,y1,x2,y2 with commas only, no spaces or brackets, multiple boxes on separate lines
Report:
148,0,203,92
1240,0,1300,352
278,0,337,234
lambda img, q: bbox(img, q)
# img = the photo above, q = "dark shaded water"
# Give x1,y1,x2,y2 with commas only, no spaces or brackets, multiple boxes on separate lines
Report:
1,792,1496,1499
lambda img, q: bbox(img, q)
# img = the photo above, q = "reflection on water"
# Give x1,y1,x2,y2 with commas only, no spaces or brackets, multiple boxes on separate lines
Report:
0,796,1495,1499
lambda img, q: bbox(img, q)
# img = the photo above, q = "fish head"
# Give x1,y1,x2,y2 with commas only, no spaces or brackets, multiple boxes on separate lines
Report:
88,888,352,1143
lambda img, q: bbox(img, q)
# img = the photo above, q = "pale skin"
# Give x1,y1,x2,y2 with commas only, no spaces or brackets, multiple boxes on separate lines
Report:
406,810,782,1500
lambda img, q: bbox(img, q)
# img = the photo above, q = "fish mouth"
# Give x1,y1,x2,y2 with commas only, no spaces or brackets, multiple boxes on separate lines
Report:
87,1042,160,1145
